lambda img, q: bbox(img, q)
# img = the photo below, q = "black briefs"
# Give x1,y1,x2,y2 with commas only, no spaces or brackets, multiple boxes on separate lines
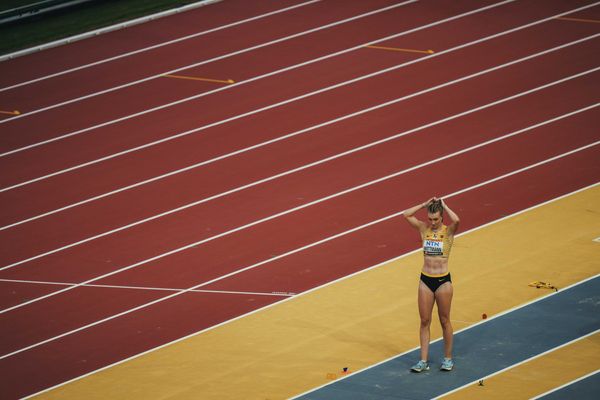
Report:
420,272,452,293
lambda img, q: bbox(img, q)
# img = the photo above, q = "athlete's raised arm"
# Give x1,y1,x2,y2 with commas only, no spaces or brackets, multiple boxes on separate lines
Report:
403,198,434,233
441,199,460,234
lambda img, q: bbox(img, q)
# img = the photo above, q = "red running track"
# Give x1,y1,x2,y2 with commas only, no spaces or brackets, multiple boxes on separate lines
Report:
0,1,594,175
1,45,598,277
0,1,598,398
0,0,412,145
0,12,595,255
0,0,316,88
1,101,598,346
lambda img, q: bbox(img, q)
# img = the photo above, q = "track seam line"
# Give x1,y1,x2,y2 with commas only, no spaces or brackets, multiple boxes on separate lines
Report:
0,278,294,296
432,330,600,399
0,0,418,126
1,128,598,359
2,65,597,232
21,185,600,399
0,0,519,156
0,0,321,92
1,35,597,272
2,2,596,187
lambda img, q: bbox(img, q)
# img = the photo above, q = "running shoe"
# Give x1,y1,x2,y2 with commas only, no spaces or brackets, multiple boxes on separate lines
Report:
410,360,430,372
440,357,454,371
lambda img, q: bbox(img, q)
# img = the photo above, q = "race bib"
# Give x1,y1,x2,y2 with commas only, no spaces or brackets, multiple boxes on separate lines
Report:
423,239,443,256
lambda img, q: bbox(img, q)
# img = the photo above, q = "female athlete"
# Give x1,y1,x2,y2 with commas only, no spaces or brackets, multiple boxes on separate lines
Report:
403,197,460,372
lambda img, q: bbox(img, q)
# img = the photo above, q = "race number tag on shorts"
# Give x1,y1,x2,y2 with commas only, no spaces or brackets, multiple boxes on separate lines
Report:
423,239,443,256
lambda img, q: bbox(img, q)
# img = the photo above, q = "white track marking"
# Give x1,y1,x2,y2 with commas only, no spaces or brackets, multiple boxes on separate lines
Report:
529,369,600,399
0,107,597,311
21,186,600,399
2,66,597,232
1,144,598,361
0,278,293,297
0,0,521,156
0,1,520,187
1,3,596,190
0,101,596,284
433,331,600,399
0,35,596,272
0,0,418,126
0,0,321,91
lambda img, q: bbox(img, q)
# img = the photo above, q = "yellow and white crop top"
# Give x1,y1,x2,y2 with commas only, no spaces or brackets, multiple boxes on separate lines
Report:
422,225,453,258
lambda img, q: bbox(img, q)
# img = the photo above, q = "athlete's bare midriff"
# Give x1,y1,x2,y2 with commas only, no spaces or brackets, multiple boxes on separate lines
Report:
422,255,449,276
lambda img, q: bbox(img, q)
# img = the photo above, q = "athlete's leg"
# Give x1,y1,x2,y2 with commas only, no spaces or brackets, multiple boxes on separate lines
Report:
418,280,435,361
435,282,454,358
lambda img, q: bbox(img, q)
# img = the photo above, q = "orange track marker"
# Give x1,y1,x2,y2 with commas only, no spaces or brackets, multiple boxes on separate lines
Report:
365,45,434,54
556,16,600,24
163,74,235,84
0,110,20,116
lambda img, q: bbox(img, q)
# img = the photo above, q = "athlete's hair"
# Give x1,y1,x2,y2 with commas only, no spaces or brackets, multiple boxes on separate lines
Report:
428,199,444,218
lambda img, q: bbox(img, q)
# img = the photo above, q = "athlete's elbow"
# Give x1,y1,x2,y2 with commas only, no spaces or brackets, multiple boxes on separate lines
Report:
404,213,416,220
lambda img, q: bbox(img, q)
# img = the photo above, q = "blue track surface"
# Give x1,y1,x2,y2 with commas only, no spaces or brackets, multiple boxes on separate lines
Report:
294,276,600,400
538,370,600,400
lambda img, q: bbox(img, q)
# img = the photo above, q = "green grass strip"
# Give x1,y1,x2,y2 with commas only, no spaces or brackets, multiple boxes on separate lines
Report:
0,0,205,56
0,1,47,13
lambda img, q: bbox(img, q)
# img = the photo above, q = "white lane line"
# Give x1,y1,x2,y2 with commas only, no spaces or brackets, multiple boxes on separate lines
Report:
0,0,321,92
0,278,69,287
529,368,600,400
0,3,517,192
0,0,517,157
188,289,295,297
2,65,597,232
0,278,294,297
0,105,597,314
0,0,418,127
21,186,600,400
432,331,600,399
2,144,598,362
0,33,596,272
1,2,595,190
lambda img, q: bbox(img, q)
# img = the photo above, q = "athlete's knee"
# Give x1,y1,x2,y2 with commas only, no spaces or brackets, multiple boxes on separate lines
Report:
439,315,452,329
420,316,432,327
